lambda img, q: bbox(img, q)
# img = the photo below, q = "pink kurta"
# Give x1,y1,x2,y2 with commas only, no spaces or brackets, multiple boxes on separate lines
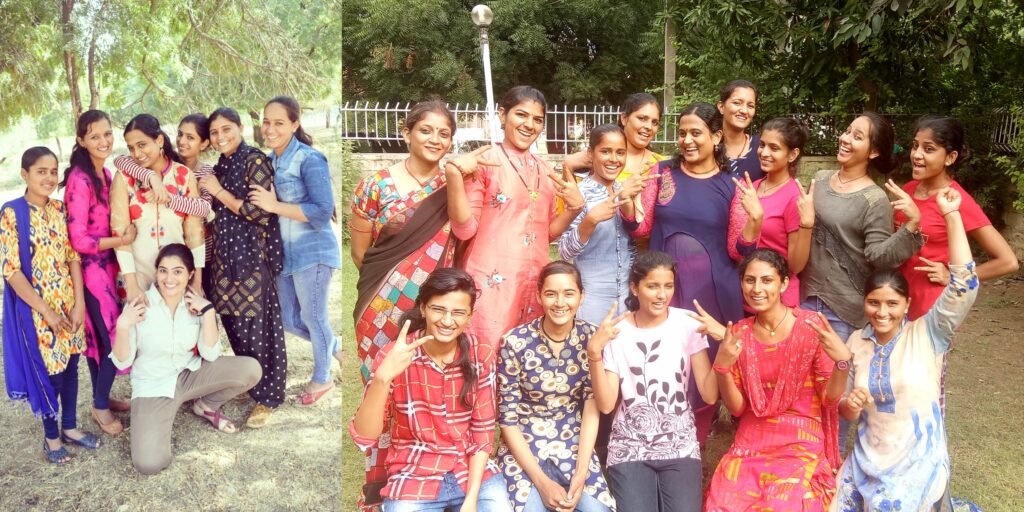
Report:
451,145,557,353
64,167,120,365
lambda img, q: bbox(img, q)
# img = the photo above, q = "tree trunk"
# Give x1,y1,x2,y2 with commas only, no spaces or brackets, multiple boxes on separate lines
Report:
249,110,265,147
61,0,82,121
847,42,877,111
87,26,99,110
663,5,676,112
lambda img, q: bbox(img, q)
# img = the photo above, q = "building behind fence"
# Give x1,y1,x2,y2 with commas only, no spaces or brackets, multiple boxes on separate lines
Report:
339,101,1021,156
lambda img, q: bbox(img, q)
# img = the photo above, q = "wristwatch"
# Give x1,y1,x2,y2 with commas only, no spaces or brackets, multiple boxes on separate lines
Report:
836,358,852,371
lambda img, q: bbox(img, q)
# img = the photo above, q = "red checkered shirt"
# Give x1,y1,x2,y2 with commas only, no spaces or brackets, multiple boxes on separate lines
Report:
349,332,499,501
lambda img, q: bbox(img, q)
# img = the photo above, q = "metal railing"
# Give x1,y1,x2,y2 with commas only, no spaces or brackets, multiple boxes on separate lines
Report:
339,101,679,154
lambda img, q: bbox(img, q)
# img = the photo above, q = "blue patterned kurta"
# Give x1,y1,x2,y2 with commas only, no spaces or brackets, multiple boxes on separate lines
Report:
498,318,615,511
831,263,979,512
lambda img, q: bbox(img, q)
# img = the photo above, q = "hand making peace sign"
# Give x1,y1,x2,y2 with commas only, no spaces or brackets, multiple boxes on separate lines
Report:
732,172,764,222
444,145,501,179
586,303,631,360
885,179,921,228
712,322,747,369
585,190,629,224
372,320,434,384
794,178,815,228
548,165,586,210
805,312,854,363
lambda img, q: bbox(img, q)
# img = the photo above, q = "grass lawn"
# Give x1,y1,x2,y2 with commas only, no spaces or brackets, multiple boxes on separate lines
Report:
340,241,1024,511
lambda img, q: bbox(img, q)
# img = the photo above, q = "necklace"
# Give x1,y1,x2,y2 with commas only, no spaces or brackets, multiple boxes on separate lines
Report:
627,149,651,172
758,178,788,197
423,347,455,369
499,143,540,201
403,158,434,188
540,320,570,360
727,134,751,160
835,171,867,187
757,307,790,337
914,177,953,199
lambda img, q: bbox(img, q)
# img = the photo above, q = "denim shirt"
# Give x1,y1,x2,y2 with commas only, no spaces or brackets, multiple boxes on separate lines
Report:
268,136,341,274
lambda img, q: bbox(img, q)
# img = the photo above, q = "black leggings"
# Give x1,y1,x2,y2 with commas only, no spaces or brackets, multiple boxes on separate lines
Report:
84,289,116,409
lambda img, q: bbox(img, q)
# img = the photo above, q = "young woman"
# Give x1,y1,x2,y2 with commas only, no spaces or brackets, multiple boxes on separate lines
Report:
114,113,215,292
2,147,100,464
498,262,614,512
727,118,815,308
247,96,341,406
61,109,135,436
200,107,286,428
349,100,461,509
717,80,763,181
110,244,261,475
445,86,585,351
558,124,634,325
562,93,665,183
692,248,849,510
619,102,742,442
830,187,977,511
586,251,717,512
349,268,512,512
111,114,206,301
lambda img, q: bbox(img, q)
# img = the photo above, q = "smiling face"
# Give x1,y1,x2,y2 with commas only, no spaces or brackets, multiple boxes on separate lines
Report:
77,118,114,162
261,102,300,155
590,131,627,184
837,116,878,167
910,128,957,182
420,291,473,344
538,272,583,330
677,114,722,168
403,111,454,165
176,121,210,162
741,259,788,313
22,154,59,199
209,117,243,156
124,129,167,171
758,129,798,176
631,266,675,318
621,103,660,151
499,100,545,151
864,284,909,341
156,255,193,300
718,87,757,131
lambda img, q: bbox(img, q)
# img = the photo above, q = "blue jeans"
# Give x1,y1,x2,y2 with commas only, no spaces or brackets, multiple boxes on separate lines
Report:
801,296,857,453
382,473,514,512
277,264,340,385
523,460,610,512
42,354,80,439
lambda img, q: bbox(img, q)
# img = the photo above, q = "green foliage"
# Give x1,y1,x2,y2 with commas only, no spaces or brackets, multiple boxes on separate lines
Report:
339,140,361,244
994,107,1024,212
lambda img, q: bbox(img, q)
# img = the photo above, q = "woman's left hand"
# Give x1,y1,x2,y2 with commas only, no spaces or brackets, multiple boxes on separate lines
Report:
733,172,764,221
248,184,279,213
184,287,213,316
885,179,921,226
807,312,853,363
549,167,586,210
559,472,588,511
70,301,85,333
935,186,962,215
914,256,951,285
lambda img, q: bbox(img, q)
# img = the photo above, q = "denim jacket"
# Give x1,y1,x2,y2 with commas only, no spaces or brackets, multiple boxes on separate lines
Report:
268,136,341,275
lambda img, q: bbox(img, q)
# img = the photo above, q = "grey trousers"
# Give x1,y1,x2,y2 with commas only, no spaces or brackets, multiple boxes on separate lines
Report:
130,356,262,475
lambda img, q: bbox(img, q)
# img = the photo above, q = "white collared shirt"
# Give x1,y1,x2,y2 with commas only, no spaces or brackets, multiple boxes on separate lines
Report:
110,287,220,399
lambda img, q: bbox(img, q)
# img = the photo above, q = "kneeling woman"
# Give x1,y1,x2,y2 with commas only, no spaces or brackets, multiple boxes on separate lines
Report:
350,268,513,512
111,244,261,475
696,248,850,510
831,188,977,511
499,261,614,511
587,251,718,511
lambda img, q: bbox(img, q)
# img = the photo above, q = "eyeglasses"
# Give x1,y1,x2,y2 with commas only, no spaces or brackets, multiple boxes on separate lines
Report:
426,305,470,321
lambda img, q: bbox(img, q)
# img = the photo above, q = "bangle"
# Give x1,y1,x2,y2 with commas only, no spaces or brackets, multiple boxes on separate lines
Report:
198,303,215,316
567,202,586,211
213,188,224,200
446,161,468,176
586,353,603,363
712,363,732,374
799,224,813,229
943,210,959,217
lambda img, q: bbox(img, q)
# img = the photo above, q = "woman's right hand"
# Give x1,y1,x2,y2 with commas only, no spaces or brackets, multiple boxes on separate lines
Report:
124,280,149,307
713,322,746,369
43,307,73,334
844,387,874,416
372,320,433,385
584,191,627,224
561,150,592,173
444,145,500,179
685,299,727,341
147,174,171,206
795,178,815,228
119,224,138,246
587,304,630,360
534,474,569,510
733,172,763,222
116,296,147,328
618,172,660,200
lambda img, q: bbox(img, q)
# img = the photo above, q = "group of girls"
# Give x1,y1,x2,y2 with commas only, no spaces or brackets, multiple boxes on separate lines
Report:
349,79,1017,512
3,95,341,473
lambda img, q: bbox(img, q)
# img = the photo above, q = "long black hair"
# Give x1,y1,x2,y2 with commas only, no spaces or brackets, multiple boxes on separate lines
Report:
859,112,898,174
266,96,314,146
914,116,971,174
397,268,479,408
624,251,677,312
671,102,727,171
60,109,112,204
124,114,183,166
760,117,809,176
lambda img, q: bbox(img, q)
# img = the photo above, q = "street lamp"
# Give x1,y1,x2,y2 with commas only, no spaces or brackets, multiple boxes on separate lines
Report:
471,4,499,144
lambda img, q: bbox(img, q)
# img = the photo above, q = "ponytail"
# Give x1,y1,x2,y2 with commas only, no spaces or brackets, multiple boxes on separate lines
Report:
266,96,314,146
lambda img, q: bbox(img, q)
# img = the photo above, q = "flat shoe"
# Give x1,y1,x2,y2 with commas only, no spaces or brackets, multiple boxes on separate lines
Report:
91,408,123,435
108,399,132,412
245,403,274,429
61,431,102,450
297,381,335,407
192,401,237,433
43,440,73,465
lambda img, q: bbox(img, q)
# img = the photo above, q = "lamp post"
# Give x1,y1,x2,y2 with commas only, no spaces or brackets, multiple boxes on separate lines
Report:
471,4,499,144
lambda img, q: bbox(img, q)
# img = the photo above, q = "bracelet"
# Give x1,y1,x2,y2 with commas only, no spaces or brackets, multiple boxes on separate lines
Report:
943,210,960,217
799,224,813,229
446,161,468,176
198,303,216,316
712,363,732,374
566,201,586,211
214,188,225,200
586,353,603,363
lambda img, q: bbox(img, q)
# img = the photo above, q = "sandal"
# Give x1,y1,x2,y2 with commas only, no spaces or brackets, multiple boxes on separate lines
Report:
61,431,103,450
91,407,123,435
109,398,132,413
245,403,274,429
297,381,336,407
192,401,237,433
43,440,73,465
